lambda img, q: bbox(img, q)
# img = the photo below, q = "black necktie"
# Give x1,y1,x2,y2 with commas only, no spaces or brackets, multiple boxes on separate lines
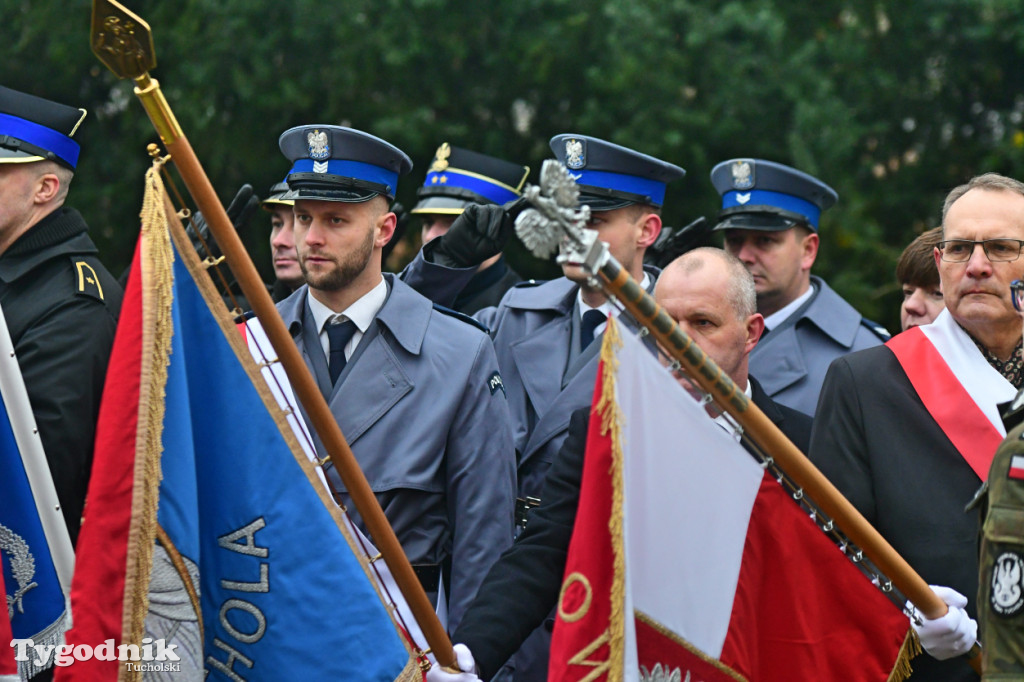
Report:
580,309,607,351
327,319,358,384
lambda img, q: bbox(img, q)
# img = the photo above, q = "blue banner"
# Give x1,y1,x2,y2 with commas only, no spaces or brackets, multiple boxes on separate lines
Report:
0,358,69,679
152,246,415,680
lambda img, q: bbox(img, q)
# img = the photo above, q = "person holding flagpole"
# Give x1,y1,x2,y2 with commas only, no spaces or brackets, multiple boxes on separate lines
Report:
428,248,813,681
810,172,1024,681
272,124,516,633
403,134,685,681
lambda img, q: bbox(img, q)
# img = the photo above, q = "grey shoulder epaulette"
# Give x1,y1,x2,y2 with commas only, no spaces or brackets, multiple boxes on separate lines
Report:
511,279,546,288
432,303,489,334
861,317,891,342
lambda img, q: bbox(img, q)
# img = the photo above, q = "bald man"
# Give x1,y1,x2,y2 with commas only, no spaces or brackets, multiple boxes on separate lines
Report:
431,248,811,681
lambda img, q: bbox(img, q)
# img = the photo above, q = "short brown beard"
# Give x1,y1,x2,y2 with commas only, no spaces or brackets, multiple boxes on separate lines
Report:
299,224,375,292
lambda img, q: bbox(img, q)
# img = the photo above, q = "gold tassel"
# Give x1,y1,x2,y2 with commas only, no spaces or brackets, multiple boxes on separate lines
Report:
886,627,921,682
119,161,175,682
595,318,626,682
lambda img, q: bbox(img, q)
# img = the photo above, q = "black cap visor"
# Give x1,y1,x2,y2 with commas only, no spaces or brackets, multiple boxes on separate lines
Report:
286,172,389,203
0,141,50,165
576,183,658,211
712,206,810,232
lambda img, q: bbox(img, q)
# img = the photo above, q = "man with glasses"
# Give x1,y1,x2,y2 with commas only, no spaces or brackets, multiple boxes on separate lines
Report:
809,173,1024,680
713,159,889,416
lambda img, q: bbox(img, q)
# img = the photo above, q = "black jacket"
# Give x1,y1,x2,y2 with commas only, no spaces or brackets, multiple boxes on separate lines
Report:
453,374,812,680
0,207,122,545
452,257,521,315
810,345,981,682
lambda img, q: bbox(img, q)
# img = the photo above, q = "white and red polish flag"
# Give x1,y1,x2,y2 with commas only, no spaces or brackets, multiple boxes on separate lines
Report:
548,319,914,682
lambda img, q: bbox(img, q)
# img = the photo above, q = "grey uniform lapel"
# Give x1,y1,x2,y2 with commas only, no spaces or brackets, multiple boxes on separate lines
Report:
510,315,573,421
328,324,413,445
750,324,807,396
562,298,599,388
300,298,334,399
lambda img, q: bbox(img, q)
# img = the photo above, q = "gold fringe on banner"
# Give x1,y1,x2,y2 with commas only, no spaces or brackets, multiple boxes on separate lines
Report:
595,318,626,682
119,161,175,682
886,628,921,682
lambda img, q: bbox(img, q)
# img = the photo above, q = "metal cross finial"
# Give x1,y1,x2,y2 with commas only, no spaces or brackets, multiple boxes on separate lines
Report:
514,159,596,264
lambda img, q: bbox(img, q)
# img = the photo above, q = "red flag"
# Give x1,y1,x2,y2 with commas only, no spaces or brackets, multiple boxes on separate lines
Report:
1,571,18,681
549,319,913,682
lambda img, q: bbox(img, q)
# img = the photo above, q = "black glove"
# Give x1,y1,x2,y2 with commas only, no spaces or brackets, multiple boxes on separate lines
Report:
426,197,528,268
188,184,261,260
644,216,713,269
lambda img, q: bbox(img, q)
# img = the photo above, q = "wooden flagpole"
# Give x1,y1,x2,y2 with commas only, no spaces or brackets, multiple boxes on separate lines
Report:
89,0,456,671
517,159,982,674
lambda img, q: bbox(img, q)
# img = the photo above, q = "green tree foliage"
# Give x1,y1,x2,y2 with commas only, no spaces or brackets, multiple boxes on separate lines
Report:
3,0,1024,330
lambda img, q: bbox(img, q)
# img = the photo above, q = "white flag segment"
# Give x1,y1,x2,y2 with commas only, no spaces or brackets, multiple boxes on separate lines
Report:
614,326,764,660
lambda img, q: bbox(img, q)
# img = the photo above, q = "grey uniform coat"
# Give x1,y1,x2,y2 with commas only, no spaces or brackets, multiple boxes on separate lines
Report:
276,274,516,632
473,268,658,500
750,275,888,417
404,254,661,501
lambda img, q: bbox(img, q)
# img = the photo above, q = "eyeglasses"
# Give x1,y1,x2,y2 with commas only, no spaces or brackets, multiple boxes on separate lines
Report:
937,238,1024,263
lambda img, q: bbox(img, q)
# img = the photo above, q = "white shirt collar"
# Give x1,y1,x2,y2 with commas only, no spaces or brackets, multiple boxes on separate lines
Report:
576,271,651,319
307,277,388,359
763,280,815,331
307,277,387,334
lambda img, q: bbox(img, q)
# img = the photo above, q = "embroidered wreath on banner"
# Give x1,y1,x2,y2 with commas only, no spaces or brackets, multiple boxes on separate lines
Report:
0,522,38,618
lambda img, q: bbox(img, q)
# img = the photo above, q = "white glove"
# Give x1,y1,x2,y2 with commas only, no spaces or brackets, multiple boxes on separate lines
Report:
425,644,481,682
910,585,978,661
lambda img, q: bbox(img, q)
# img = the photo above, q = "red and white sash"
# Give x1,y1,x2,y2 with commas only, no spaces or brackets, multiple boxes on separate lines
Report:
887,309,1016,480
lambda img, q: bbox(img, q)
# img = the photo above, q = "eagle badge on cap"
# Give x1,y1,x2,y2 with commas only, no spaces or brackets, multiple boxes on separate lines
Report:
307,129,330,161
564,138,586,170
731,160,754,190
430,142,451,172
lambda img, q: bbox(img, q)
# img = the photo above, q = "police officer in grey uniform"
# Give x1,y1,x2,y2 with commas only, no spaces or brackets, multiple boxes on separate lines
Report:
411,143,529,314
406,134,685,515
712,159,888,416
0,86,122,547
273,124,516,633
403,134,684,681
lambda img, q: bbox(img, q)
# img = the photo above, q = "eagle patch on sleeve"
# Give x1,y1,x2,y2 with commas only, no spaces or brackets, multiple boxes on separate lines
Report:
73,260,105,302
488,371,506,397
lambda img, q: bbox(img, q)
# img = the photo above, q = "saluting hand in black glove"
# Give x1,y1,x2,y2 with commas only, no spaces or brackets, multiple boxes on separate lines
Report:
425,197,528,269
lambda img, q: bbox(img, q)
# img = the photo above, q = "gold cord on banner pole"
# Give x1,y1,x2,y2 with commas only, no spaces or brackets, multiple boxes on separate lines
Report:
90,0,457,671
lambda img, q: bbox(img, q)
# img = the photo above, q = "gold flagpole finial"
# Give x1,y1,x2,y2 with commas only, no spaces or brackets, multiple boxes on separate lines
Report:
91,0,156,81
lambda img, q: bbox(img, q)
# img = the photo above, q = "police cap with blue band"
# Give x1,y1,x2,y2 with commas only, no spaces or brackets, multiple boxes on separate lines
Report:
0,86,87,170
549,133,685,211
412,143,530,215
279,125,412,203
711,159,838,232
